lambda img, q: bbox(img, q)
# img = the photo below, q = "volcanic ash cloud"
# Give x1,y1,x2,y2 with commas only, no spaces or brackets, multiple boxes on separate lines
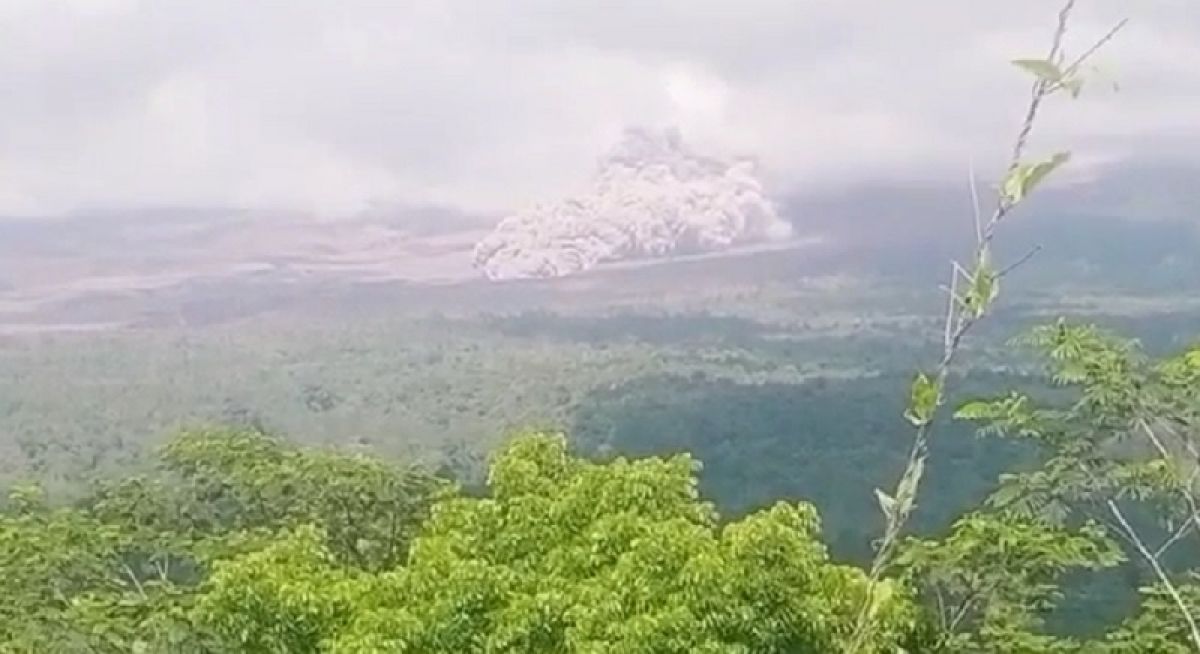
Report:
473,128,792,280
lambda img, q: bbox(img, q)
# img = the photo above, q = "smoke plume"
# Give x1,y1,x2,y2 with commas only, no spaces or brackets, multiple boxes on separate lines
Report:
473,128,792,280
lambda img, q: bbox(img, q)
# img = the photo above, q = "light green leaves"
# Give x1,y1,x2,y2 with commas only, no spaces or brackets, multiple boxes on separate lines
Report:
954,401,996,421
1184,348,1200,368
1012,59,1086,98
196,526,356,653
954,391,1030,423
959,248,1000,319
320,433,922,653
0,429,450,653
1012,58,1065,83
1002,152,1071,205
156,427,446,571
895,514,1122,651
954,393,1040,440
5,483,46,515
1159,345,1200,388
904,373,941,428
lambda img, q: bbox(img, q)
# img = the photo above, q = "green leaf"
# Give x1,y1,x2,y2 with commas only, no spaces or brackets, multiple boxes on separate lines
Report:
904,372,940,427
1023,152,1071,194
988,482,1025,510
954,401,995,420
1002,152,1071,204
1184,349,1200,368
1012,58,1064,82
962,248,999,318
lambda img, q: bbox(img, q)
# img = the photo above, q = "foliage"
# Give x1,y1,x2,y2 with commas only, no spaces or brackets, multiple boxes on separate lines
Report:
958,322,1200,650
851,2,1130,648
850,1,1123,647
962,322,1200,527
0,322,1196,651
0,429,928,652
197,432,925,653
151,428,447,571
195,525,360,653
0,483,206,652
896,513,1121,652
0,427,444,653
1102,581,1200,653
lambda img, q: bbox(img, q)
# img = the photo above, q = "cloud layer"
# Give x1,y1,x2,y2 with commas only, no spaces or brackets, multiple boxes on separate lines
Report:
0,1,1196,219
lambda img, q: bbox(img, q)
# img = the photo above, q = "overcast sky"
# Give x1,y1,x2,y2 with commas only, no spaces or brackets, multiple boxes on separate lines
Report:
0,0,1196,219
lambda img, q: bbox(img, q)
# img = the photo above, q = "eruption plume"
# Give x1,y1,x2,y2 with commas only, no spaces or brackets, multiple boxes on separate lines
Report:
473,128,792,280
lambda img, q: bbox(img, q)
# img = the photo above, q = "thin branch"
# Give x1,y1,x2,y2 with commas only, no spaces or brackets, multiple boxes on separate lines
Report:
1154,416,1200,470
947,582,994,633
1048,0,1078,65
997,245,1044,279
1107,498,1200,651
1060,18,1129,79
845,2,1122,650
122,561,148,600
1138,418,1200,539
934,584,949,632
983,0,1076,243
154,555,171,584
1155,520,1193,559
944,266,959,350
969,161,983,244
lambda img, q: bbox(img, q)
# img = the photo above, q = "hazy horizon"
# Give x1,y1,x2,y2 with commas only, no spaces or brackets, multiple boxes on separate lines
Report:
2,0,1198,223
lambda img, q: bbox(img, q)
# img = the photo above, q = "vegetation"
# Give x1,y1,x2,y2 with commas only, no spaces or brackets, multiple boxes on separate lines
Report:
0,429,444,651
1,322,1198,651
5,1,1199,652
849,1,1129,647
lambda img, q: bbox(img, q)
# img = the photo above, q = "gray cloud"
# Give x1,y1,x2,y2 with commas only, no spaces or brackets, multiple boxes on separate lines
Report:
0,0,1195,219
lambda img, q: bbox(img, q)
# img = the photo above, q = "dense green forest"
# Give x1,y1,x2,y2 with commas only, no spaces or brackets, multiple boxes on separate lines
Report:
2,323,1199,652
3,284,1195,557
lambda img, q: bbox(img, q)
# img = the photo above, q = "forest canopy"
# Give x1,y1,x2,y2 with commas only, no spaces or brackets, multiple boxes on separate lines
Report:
2,324,1199,652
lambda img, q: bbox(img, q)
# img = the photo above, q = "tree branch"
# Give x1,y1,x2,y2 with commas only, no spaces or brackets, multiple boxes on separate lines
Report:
1107,498,1200,651
997,245,1043,279
1155,520,1193,560
122,561,148,600
845,2,1124,650
1060,18,1129,80
1137,418,1200,545
969,161,984,244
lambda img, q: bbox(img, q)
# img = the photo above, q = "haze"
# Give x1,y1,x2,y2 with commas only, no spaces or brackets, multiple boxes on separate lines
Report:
1,0,1197,220
1,1,1198,323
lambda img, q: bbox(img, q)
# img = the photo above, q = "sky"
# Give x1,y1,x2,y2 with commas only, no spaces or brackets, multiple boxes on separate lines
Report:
0,0,1196,220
